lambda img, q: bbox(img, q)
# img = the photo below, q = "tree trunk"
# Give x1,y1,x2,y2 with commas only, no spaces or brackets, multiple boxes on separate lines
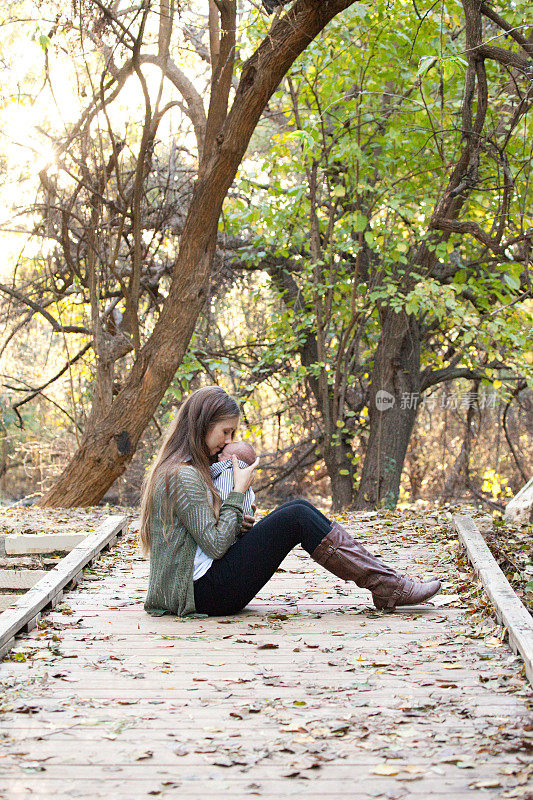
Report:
38,0,356,508
353,308,420,510
269,263,355,509
323,438,354,511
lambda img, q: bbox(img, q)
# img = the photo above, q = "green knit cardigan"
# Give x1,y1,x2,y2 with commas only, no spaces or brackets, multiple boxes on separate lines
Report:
144,465,244,617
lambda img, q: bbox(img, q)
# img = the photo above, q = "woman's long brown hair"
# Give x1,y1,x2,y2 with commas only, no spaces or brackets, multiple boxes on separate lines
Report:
139,386,240,555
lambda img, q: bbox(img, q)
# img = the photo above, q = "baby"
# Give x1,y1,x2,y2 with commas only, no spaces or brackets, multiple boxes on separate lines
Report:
209,441,256,522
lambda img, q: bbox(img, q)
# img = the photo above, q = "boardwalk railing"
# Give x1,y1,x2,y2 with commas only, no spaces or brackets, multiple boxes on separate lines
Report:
0,514,128,659
454,513,533,685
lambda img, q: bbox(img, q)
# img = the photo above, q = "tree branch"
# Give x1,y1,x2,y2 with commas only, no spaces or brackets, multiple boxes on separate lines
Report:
8,341,93,421
502,380,529,482
202,0,237,168
479,2,533,57
477,44,530,72
0,283,91,334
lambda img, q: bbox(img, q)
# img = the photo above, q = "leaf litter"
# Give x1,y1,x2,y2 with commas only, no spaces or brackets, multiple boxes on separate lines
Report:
0,507,531,795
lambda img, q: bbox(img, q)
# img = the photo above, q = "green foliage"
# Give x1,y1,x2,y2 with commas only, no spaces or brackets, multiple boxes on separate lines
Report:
226,0,532,382
217,0,533,504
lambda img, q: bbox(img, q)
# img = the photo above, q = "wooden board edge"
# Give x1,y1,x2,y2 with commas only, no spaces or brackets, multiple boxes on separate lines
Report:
453,513,533,686
4,533,87,555
0,514,128,656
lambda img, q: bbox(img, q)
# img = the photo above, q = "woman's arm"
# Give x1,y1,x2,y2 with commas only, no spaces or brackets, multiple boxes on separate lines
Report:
172,466,244,559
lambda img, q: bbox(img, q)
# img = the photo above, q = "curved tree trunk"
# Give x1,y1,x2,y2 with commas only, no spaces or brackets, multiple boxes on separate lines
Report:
38,0,356,508
354,308,420,510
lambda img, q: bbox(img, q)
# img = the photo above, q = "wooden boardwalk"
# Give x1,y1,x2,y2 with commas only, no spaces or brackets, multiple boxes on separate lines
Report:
0,511,531,799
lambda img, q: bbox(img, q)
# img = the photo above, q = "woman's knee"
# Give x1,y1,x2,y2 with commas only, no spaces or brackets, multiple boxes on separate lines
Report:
270,501,322,531
296,498,319,513
282,499,321,519
274,499,303,513
276,498,315,512
275,499,314,513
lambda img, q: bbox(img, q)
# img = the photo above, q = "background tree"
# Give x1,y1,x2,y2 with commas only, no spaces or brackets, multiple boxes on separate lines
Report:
222,0,532,509
1,0,531,511
0,0,358,507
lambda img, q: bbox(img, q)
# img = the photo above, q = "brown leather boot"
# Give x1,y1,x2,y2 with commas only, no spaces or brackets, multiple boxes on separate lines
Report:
310,521,441,611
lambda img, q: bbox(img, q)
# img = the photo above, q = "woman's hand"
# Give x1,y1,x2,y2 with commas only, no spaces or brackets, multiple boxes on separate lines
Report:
232,454,259,494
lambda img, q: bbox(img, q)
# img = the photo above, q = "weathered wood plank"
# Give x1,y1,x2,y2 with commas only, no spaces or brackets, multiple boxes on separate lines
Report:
2,533,86,555
0,515,127,657
0,594,20,612
0,568,48,589
454,513,533,685
0,513,530,800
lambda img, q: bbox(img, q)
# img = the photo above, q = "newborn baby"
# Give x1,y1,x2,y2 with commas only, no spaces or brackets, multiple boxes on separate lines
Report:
210,440,256,520
218,441,256,467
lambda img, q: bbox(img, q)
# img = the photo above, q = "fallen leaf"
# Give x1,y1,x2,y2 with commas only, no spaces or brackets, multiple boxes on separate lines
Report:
371,764,400,776
483,636,503,648
470,779,501,789
134,750,153,761
429,594,461,606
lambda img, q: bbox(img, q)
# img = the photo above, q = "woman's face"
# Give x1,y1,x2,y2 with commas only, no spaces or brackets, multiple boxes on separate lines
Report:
205,416,239,457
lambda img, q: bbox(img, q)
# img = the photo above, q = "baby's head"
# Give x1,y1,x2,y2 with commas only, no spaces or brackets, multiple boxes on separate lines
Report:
218,440,257,466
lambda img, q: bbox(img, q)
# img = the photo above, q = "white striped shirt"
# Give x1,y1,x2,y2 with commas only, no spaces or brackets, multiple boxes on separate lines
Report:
210,459,255,517
192,459,255,581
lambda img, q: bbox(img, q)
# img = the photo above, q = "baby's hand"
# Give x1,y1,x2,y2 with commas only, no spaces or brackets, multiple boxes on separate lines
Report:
240,506,256,535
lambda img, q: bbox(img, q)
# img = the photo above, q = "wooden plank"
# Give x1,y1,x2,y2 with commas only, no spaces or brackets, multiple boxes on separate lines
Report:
0,594,19,612
0,635,14,659
0,511,530,800
453,513,533,686
4,533,86,555
0,515,127,658
0,568,48,589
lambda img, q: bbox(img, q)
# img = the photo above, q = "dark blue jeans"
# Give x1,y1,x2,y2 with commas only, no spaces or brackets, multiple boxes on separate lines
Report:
193,500,332,616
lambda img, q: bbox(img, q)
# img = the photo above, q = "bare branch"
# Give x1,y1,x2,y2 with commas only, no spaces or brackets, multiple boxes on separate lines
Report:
8,341,93,418
0,282,90,334
502,380,529,482
202,0,237,168
139,55,207,156
479,2,533,57
477,43,530,71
